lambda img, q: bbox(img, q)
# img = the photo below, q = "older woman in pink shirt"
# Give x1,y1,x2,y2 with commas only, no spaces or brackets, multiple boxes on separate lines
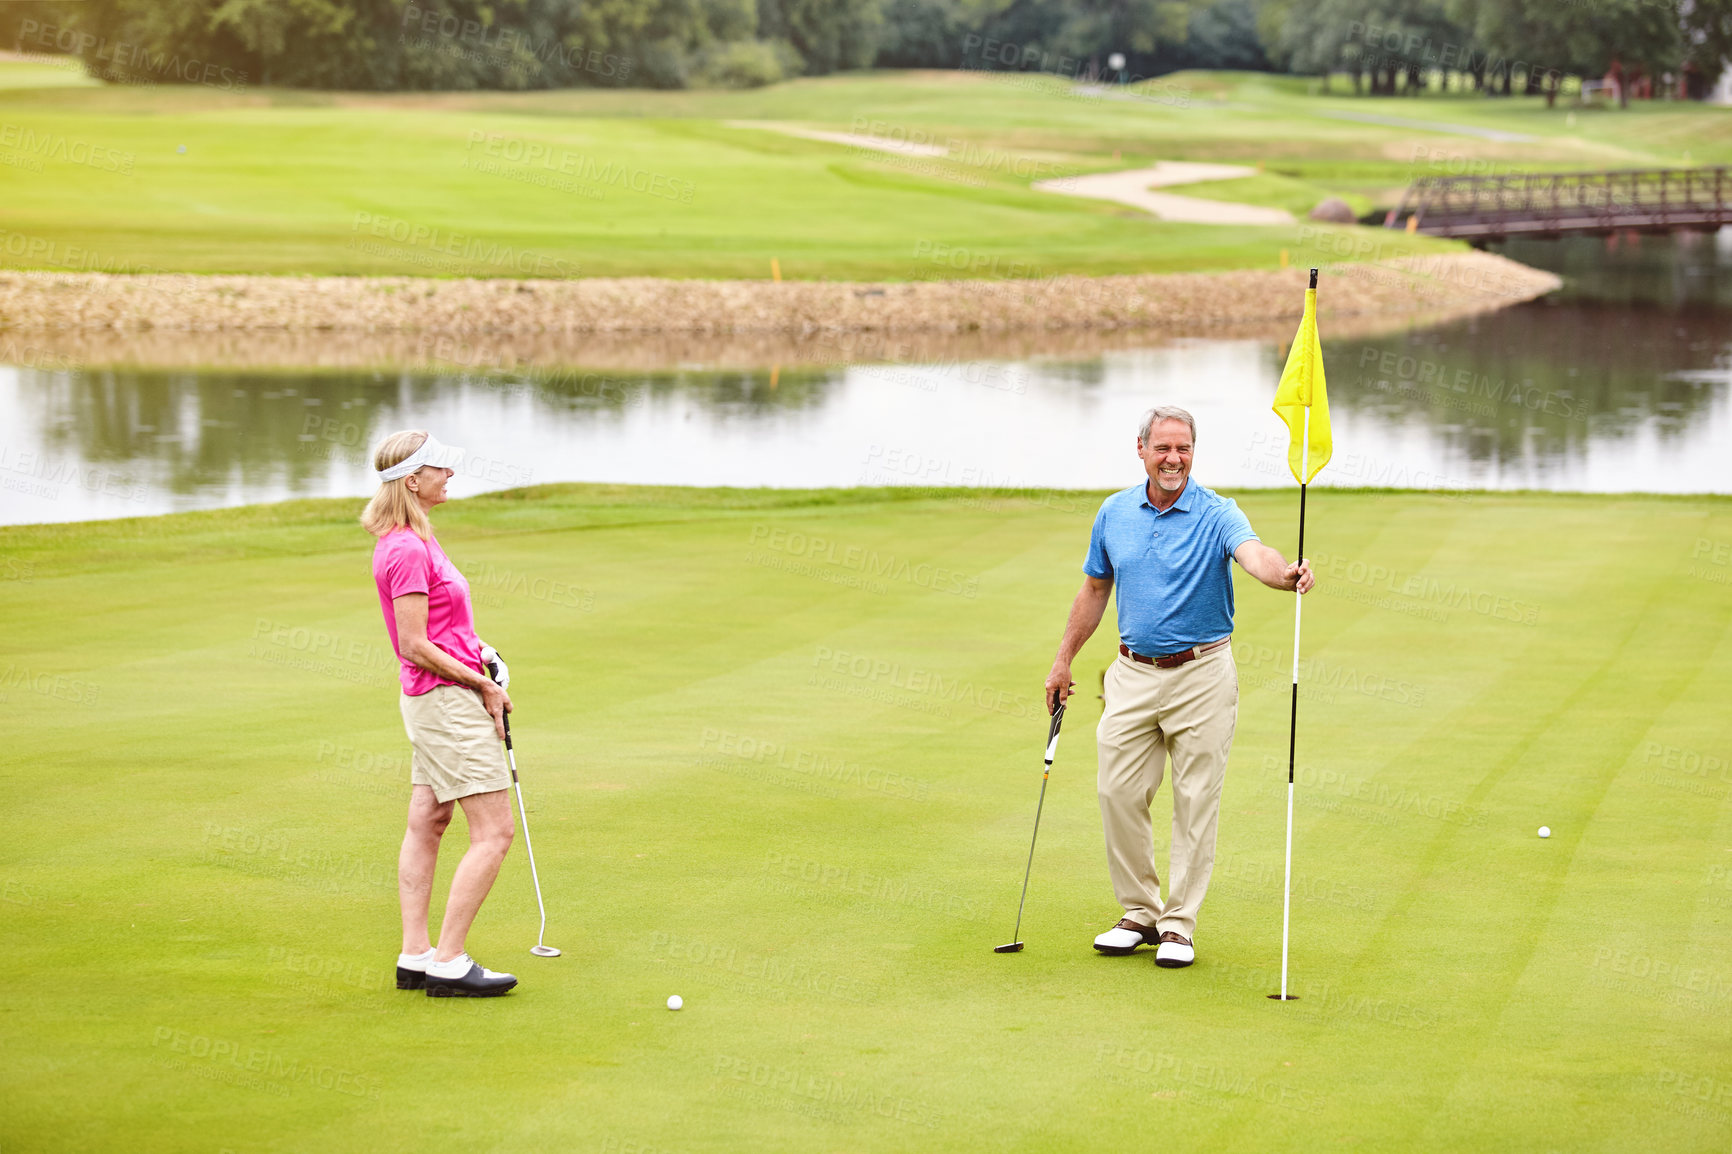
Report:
362,429,519,998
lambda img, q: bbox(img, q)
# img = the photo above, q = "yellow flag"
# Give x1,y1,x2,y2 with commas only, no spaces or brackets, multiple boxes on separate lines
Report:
1271,282,1332,484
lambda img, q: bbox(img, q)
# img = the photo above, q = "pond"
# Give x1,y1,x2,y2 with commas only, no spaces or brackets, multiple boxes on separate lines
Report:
1,228,1726,526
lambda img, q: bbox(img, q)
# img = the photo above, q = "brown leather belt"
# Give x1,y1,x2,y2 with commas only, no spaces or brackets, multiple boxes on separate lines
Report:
1120,639,1231,669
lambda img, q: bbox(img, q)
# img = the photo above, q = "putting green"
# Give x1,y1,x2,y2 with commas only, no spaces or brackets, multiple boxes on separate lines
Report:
3,483,1730,1151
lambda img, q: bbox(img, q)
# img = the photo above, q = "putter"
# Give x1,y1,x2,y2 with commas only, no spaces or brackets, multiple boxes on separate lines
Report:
994,692,1067,953
501,712,561,958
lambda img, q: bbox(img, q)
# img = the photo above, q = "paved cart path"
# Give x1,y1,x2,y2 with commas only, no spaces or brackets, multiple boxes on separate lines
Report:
1315,109,1536,142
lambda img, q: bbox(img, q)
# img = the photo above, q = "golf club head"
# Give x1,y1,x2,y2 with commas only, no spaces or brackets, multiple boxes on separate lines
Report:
530,945,561,957
993,942,1025,953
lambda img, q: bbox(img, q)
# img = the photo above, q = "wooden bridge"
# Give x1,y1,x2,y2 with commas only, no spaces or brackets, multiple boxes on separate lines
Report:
1386,167,1732,240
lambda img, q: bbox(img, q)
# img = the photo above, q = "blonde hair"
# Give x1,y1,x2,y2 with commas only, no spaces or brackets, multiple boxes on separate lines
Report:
361,430,434,540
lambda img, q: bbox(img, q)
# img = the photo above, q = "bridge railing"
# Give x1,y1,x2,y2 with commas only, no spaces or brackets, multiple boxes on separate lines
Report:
1388,167,1730,237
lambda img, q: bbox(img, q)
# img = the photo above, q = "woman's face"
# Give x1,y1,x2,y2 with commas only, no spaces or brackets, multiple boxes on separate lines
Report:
406,466,453,508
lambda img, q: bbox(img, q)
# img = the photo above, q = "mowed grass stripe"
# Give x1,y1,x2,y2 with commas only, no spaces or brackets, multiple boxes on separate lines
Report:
1410,574,1727,1147
1199,496,1582,1149
1453,598,1732,1145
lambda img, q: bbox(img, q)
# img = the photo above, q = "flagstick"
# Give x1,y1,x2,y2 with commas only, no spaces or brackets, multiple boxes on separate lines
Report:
1277,419,1307,1001
1274,267,1317,1004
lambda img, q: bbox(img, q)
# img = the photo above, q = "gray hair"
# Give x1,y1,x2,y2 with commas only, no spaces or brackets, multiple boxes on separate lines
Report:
1138,405,1197,444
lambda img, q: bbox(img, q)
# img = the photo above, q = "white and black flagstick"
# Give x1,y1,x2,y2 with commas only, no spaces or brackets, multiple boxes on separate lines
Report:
1271,417,1306,1002
1271,267,1317,1003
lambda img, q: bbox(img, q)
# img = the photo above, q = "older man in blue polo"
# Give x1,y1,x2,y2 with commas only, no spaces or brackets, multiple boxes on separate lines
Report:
1044,405,1314,968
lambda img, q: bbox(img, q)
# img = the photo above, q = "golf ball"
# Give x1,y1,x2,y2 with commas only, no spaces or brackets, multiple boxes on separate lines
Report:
667,995,683,1011
1538,826,1551,839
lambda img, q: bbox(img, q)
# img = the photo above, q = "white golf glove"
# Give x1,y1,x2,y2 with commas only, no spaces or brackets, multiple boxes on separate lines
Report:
479,642,510,690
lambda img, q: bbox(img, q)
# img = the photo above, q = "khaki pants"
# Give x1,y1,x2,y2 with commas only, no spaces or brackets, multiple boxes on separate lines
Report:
1096,644,1238,939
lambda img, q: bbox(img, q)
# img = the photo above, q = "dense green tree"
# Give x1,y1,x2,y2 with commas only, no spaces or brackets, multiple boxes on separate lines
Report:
967,0,1191,80
757,0,882,71
1466,0,1601,100
1578,0,1690,104
1257,0,1364,84
1170,0,1270,70
3,2,80,51
1265,0,1729,101
1681,0,1732,93
11,0,1727,96
874,0,964,66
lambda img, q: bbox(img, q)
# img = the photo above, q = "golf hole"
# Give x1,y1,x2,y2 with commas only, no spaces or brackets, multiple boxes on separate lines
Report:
1266,994,1300,1000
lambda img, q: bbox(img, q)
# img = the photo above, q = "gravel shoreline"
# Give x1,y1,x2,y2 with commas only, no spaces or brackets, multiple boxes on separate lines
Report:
0,253,1558,345
0,294,1549,375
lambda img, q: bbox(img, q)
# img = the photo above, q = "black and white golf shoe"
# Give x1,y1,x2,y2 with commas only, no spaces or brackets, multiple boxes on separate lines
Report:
1092,918,1159,956
1155,931,1195,968
424,953,518,997
396,948,435,990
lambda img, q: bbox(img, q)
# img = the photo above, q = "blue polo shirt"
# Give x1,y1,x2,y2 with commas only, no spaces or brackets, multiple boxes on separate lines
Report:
1084,478,1259,655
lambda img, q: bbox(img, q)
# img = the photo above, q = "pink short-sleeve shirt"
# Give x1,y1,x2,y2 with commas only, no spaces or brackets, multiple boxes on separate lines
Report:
372,528,484,696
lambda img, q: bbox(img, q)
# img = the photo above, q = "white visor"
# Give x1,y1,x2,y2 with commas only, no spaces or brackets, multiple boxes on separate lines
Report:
377,434,465,482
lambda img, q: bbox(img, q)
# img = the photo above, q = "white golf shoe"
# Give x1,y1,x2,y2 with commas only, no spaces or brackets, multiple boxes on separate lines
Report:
1092,918,1158,956
1155,931,1195,968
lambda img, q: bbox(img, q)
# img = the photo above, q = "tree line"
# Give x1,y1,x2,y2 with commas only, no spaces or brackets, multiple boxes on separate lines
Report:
1,0,1727,94
1261,0,1732,103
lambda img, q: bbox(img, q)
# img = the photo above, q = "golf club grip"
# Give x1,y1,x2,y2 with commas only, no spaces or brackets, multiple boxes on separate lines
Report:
501,709,513,749
1044,702,1065,763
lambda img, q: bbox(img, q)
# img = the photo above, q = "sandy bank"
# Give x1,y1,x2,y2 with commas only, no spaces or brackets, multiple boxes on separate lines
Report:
1,293,1547,375
0,253,1558,352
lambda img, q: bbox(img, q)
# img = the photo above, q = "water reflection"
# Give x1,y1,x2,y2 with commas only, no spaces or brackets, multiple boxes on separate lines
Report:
1,231,1727,526
1333,303,1725,477
13,363,844,509
1497,228,1732,311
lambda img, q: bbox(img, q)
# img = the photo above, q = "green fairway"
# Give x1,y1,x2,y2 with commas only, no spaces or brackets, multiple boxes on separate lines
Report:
3,483,1729,1151
0,68,1725,279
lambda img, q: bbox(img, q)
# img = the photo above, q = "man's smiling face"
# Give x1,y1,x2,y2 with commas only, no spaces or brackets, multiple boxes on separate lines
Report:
1139,418,1194,498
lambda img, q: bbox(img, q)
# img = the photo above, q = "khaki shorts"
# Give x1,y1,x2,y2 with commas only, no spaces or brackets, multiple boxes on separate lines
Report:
399,684,511,803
